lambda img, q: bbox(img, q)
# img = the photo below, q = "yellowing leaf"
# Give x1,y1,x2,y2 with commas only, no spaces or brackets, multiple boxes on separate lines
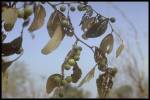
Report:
47,10,65,37
28,4,46,32
41,25,65,55
2,8,18,24
78,65,96,87
71,62,82,83
46,74,62,94
116,42,124,58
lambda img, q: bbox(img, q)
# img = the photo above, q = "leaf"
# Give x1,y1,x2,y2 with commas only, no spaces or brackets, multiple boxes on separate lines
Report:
46,74,62,94
116,42,124,58
2,59,14,73
78,65,96,87
28,4,46,32
71,62,82,83
82,18,109,39
81,17,96,32
100,34,114,54
2,36,22,56
47,10,66,38
41,24,65,55
2,8,18,25
96,73,113,98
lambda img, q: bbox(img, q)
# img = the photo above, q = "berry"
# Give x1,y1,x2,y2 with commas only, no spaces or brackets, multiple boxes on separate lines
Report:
60,5,66,12
65,76,72,83
70,6,75,12
61,20,69,27
110,17,116,23
18,9,25,18
64,63,71,70
24,5,33,17
77,4,84,11
68,59,75,66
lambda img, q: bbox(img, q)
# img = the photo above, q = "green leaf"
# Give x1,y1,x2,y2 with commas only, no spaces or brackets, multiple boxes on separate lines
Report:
28,4,46,32
116,42,124,58
41,24,65,55
71,62,82,83
78,65,96,87
46,74,62,94
100,33,114,54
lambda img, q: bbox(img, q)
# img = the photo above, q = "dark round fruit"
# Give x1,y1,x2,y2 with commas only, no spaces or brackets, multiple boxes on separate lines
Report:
110,17,116,23
70,6,75,12
60,5,66,12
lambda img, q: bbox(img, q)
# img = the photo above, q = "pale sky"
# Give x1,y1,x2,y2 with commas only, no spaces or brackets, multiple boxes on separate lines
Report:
4,2,148,98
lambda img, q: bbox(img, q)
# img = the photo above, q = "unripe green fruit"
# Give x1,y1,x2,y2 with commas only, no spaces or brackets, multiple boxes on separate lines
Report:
4,23,14,32
70,6,75,12
54,76,61,83
65,76,72,83
61,79,68,86
74,55,80,61
110,17,116,23
60,5,66,12
68,59,75,66
61,20,69,27
18,9,25,18
64,64,71,70
24,5,33,17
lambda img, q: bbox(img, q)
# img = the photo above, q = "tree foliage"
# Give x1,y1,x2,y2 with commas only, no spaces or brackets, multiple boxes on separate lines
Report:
2,1,125,98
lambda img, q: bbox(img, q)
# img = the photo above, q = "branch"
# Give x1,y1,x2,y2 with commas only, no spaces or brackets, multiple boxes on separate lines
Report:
73,33,95,53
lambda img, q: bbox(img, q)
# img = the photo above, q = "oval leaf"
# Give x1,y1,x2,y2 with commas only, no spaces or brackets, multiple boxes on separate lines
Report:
47,10,66,37
46,74,62,94
100,34,114,54
2,36,22,56
2,8,18,25
28,4,46,32
41,25,65,55
71,62,82,83
82,18,109,39
96,73,113,98
116,42,124,58
78,65,96,87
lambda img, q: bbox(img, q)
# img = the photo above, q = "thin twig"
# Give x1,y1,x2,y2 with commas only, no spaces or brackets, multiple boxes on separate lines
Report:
73,34,95,53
